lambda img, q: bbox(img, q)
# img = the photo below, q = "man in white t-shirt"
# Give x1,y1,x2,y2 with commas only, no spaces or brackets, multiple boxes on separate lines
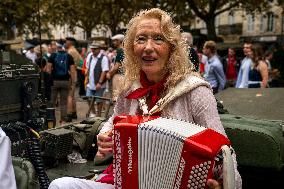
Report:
85,41,109,117
0,128,17,189
235,42,253,88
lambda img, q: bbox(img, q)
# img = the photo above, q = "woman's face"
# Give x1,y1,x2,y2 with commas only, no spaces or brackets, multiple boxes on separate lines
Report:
248,49,254,59
133,18,171,82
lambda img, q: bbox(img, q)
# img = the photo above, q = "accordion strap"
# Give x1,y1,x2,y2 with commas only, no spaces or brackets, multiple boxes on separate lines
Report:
221,145,236,189
131,81,149,115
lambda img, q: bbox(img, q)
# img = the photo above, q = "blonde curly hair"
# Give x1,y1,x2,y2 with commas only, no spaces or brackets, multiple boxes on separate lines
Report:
122,8,196,93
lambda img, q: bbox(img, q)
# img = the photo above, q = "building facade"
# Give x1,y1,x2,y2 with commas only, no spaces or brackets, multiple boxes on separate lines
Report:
190,1,284,45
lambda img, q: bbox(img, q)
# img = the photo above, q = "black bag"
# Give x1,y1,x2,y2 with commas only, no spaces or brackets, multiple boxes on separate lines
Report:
54,52,68,76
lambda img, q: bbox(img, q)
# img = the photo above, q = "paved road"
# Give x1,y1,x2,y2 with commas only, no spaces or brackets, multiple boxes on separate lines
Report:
54,87,113,126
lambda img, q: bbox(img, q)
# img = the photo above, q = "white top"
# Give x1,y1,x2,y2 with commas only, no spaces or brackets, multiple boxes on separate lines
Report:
25,50,37,63
86,51,109,90
236,57,252,88
0,128,17,189
265,60,272,70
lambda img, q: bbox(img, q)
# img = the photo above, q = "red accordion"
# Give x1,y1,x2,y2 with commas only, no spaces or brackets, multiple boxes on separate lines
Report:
113,115,232,189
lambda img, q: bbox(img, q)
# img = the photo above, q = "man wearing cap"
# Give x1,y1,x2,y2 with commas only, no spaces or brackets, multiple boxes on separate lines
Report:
106,34,125,102
46,41,76,123
25,45,37,64
65,37,82,120
85,41,109,117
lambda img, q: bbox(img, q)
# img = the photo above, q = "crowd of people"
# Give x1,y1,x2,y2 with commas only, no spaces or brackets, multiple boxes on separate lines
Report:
188,40,282,91
23,33,125,123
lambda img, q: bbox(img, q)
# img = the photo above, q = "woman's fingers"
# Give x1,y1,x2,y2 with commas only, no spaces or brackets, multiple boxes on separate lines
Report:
98,147,113,155
207,179,222,189
96,131,114,159
97,131,113,142
95,151,105,160
97,132,113,148
97,140,113,148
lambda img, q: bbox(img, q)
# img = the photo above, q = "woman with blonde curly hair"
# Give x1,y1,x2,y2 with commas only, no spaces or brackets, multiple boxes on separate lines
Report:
122,8,194,91
49,8,241,189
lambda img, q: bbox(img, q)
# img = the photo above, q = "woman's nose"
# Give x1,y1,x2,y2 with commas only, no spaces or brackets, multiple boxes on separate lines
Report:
144,39,154,52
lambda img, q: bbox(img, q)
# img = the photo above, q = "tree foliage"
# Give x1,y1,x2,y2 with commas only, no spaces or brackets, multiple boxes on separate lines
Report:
100,0,137,35
0,0,42,39
1,0,284,40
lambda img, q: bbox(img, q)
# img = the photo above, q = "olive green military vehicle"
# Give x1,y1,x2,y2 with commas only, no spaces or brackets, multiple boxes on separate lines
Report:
216,88,284,188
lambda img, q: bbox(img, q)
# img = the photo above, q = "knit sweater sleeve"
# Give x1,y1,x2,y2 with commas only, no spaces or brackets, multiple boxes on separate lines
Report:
189,86,242,189
190,86,226,135
99,93,127,134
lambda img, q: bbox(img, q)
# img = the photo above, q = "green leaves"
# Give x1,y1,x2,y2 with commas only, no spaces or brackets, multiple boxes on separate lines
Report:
1,0,282,40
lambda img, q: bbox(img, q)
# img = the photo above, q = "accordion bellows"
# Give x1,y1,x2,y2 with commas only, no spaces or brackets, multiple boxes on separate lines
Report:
113,115,231,189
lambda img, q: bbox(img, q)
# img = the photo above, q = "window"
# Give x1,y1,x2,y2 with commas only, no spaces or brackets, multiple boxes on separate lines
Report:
201,21,207,34
228,11,235,25
202,21,206,28
247,14,254,32
267,12,274,32
259,15,265,32
0,28,3,38
102,30,107,37
215,16,220,34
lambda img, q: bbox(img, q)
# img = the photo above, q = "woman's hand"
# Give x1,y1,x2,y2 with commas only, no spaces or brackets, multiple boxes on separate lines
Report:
95,130,113,160
207,179,222,189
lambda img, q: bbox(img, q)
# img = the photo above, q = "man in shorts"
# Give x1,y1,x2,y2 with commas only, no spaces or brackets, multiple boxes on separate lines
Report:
85,41,109,117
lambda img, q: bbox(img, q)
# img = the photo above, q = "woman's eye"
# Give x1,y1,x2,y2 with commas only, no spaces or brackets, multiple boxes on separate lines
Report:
135,35,165,44
154,36,163,41
154,36,164,44
136,36,146,43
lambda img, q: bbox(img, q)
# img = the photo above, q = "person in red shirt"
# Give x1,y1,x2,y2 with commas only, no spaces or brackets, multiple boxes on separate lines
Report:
222,48,241,87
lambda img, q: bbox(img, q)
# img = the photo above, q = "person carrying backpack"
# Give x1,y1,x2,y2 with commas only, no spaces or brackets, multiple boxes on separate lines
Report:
46,42,76,123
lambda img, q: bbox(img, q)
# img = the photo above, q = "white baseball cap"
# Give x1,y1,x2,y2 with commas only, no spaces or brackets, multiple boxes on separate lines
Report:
111,34,124,41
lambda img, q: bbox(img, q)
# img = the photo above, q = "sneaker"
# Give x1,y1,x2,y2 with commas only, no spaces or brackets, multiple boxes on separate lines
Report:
64,115,72,122
89,113,96,118
81,96,88,100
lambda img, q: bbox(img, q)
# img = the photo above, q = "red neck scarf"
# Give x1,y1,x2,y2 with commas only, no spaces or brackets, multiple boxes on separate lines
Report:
126,71,167,111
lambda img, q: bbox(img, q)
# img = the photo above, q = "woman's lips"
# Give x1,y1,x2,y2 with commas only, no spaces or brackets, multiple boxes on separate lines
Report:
142,56,157,62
